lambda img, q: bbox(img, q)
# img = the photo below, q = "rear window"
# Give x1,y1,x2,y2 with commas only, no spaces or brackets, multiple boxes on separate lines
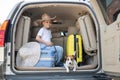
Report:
97,0,120,24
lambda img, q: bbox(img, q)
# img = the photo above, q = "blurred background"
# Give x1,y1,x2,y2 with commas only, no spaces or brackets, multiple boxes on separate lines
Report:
0,0,30,24
0,0,21,23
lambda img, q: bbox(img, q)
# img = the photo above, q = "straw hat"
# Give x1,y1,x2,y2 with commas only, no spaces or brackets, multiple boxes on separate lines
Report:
33,13,56,26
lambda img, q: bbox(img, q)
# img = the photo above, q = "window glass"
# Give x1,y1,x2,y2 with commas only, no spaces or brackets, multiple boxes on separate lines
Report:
97,0,120,24
99,0,113,10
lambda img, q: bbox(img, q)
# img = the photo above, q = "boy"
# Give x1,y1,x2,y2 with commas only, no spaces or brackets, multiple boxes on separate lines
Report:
34,13,63,65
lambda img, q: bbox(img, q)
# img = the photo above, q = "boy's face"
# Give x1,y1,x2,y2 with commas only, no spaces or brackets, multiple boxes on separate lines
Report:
42,20,51,29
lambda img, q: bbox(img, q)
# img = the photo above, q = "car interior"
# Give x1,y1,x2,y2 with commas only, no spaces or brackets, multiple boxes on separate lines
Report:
14,3,99,71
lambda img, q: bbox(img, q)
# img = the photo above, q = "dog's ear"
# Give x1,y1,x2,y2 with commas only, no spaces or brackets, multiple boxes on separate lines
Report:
71,55,75,59
64,56,68,62
65,55,69,59
65,56,67,59
64,56,67,62
71,55,75,58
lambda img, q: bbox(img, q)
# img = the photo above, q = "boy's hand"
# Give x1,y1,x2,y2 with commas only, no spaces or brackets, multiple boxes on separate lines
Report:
46,42,53,46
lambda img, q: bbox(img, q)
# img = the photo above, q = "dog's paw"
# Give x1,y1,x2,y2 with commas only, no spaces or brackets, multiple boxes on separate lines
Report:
66,70,70,73
73,69,76,72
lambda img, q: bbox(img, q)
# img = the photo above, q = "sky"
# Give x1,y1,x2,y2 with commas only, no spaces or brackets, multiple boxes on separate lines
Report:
0,0,23,24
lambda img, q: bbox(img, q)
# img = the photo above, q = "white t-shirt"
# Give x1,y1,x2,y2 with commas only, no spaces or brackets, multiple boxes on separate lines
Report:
37,27,52,48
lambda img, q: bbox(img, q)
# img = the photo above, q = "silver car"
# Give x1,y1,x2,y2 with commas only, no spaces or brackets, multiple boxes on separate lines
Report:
0,0,120,79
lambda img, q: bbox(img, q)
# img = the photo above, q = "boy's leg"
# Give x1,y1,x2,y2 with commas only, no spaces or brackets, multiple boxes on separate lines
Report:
43,46,63,65
43,46,56,52
54,46,63,64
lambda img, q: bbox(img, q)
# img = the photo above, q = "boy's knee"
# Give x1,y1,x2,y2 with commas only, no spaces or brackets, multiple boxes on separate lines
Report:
55,46,63,51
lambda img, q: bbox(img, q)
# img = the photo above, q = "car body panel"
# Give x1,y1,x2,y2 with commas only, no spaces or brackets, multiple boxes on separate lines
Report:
5,75,108,80
0,0,120,79
4,1,101,80
90,0,120,76
0,47,4,65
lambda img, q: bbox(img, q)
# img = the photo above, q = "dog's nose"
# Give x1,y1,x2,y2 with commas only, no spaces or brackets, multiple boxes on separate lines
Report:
69,62,72,64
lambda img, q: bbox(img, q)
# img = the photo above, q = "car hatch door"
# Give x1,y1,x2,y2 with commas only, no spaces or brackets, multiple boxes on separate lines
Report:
90,0,120,76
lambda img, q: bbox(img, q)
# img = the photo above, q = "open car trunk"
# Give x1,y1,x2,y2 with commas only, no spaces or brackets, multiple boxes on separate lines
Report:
13,3,100,73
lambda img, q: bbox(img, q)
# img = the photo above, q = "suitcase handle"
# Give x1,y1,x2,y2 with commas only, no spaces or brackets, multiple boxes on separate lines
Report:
74,34,76,51
74,35,77,60
76,38,79,58
74,35,80,60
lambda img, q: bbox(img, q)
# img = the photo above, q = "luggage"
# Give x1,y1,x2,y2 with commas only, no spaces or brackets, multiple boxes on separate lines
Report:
35,50,55,67
77,15,97,56
67,34,82,63
15,16,31,50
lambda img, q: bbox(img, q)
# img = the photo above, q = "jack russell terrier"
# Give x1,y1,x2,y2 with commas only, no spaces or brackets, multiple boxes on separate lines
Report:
64,55,78,73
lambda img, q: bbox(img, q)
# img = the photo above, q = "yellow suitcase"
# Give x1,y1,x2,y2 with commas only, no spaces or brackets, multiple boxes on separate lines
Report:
67,34,82,63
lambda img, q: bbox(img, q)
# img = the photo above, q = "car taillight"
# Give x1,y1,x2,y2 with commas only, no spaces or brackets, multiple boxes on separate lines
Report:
0,20,9,47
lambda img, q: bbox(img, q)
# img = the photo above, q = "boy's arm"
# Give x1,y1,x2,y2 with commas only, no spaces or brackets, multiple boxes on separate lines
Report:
36,36,53,46
36,36,46,44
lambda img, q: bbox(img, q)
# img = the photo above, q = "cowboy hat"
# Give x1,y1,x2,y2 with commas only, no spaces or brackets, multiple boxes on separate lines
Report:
33,13,56,26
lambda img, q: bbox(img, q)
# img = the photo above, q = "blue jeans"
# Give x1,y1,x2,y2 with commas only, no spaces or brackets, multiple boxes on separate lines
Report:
41,46,63,65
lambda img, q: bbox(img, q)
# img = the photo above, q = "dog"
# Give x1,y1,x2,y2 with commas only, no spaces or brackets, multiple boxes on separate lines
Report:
64,55,78,73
